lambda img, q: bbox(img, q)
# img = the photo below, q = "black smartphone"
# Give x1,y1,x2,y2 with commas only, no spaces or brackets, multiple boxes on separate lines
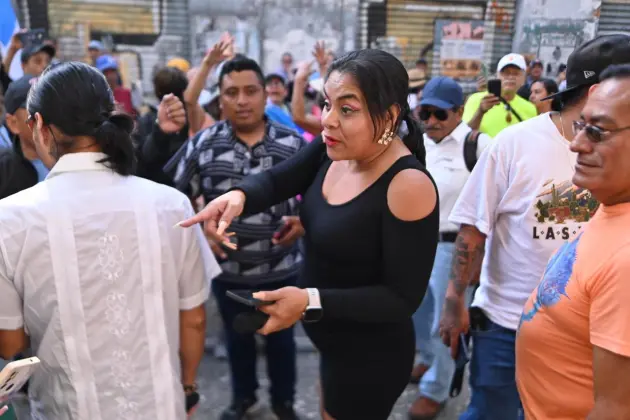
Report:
226,290,275,307
487,78,502,98
17,29,46,46
185,391,200,414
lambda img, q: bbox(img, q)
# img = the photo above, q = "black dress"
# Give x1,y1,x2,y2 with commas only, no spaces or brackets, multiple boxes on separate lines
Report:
237,140,439,419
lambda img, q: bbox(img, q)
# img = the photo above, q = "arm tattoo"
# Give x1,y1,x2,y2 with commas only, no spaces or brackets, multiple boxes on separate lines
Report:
448,225,486,296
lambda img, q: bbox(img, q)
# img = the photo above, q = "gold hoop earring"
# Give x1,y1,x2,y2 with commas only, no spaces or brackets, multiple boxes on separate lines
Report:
378,128,392,145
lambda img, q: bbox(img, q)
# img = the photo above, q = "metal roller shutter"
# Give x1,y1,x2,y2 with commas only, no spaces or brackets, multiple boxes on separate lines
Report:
386,0,486,69
598,0,630,35
357,0,517,73
17,0,191,97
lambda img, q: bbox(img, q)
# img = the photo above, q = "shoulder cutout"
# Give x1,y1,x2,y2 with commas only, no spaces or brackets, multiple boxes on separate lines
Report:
387,168,437,222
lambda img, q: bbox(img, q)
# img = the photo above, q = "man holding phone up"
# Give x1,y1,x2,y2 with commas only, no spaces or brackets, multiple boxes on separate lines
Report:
168,56,304,420
463,53,537,138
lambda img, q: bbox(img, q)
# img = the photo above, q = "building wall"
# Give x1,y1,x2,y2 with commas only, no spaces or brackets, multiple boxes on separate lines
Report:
598,0,630,35
357,0,518,90
188,0,359,73
512,0,601,77
17,0,190,96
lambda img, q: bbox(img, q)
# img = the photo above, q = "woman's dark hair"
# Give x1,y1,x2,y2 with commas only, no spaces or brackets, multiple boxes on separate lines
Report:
153,66,188,101
533,78,562,112
26,61,135,176
326,49,426,165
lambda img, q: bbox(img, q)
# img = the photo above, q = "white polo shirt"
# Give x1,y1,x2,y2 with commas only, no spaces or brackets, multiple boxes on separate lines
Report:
0,152,221,419
424,122,491,233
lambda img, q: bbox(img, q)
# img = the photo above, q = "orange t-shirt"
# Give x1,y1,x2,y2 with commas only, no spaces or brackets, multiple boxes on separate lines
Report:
516,202,630,420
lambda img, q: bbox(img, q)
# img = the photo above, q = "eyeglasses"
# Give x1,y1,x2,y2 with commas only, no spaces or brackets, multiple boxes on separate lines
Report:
419,108,449,121
572,120,630,143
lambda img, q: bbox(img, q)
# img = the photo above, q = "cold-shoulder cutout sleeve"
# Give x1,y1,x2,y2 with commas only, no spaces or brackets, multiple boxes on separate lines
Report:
318,166,440,323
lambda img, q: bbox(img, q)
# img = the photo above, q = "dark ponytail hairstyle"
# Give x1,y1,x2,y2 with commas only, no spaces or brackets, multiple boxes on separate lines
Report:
325,49,426,166
26,61,136,176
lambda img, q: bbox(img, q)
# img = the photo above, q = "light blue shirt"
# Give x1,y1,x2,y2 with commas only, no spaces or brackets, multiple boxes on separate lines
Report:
31,159,49,181
0,126,11,149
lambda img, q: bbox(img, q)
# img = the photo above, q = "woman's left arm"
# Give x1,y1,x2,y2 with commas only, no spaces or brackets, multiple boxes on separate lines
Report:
255,167,439,332
318,168,439,323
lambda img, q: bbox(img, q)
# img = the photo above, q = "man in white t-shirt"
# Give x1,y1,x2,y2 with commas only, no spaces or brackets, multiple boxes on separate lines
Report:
438,34,630,420
408,76,491,420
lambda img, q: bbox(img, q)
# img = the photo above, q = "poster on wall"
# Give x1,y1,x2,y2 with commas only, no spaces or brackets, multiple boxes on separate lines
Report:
433,19,485,80
512,0,601,77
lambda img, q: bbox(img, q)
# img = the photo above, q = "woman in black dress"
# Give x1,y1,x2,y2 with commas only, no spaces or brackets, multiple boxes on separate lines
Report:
180,49,439,419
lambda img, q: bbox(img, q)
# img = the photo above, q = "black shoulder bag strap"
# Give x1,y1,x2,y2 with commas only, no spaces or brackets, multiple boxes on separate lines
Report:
463,130,480,172
449,282,481,398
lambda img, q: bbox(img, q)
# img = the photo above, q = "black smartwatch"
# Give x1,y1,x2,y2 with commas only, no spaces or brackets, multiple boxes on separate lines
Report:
302,288,323,323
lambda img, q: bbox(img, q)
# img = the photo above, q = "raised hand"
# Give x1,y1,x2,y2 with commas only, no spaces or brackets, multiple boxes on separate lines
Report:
202,33,234,68
157,93,186,133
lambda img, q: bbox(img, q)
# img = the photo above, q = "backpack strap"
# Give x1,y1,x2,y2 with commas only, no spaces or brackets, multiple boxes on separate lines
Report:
463,130,480,172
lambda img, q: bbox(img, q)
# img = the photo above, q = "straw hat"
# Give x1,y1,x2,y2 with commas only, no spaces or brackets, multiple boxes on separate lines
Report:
408,68,428,89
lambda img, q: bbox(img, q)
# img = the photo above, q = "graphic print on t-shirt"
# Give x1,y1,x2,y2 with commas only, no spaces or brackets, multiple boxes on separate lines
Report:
518,234,581,331
532,178,598,241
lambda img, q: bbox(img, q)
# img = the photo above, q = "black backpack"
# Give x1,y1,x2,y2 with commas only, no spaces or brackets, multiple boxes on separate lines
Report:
463,130,481,172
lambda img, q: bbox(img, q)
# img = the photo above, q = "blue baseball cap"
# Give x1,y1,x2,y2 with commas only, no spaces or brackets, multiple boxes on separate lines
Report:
420,76,464,110
95,55,118,72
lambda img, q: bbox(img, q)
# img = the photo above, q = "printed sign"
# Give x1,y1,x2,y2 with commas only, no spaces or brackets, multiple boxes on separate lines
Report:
433,19,485,80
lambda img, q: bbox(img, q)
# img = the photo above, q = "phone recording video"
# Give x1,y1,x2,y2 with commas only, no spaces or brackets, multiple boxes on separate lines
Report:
487,79,502,99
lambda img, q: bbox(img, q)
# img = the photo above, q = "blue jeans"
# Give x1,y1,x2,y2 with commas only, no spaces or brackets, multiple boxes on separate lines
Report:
413,242,457,403
212,277,297,405
460,316,524,420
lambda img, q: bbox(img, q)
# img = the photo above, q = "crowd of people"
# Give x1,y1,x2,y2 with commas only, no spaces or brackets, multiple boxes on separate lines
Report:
0,26,630,420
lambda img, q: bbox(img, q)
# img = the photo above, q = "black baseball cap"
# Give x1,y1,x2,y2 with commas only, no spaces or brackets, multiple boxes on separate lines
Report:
20,43,56,64
4,74,37,115
544,34,630,101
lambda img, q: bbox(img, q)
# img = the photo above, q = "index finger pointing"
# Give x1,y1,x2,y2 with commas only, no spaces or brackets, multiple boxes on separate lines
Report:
175,212,206,228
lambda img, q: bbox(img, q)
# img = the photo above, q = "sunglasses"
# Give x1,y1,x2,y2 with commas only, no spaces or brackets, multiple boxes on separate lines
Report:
419,108,449,121
572,120,630,143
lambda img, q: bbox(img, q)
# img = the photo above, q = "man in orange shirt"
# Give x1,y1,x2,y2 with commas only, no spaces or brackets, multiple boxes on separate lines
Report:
516,63,630,419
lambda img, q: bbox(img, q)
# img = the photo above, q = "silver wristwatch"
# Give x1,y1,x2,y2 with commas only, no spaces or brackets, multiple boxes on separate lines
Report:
302,288,323,323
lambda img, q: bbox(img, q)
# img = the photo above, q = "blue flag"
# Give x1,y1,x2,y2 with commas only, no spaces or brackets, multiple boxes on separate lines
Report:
0,0,24,79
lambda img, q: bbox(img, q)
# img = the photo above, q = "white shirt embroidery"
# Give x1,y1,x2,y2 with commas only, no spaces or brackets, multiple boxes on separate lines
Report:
0,152,221,419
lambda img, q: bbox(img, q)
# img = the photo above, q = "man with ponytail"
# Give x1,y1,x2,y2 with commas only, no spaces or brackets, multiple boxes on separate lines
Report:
0,62,221,419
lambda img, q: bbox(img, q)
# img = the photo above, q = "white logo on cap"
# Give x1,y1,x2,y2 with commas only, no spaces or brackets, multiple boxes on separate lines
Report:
584,71,596,79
